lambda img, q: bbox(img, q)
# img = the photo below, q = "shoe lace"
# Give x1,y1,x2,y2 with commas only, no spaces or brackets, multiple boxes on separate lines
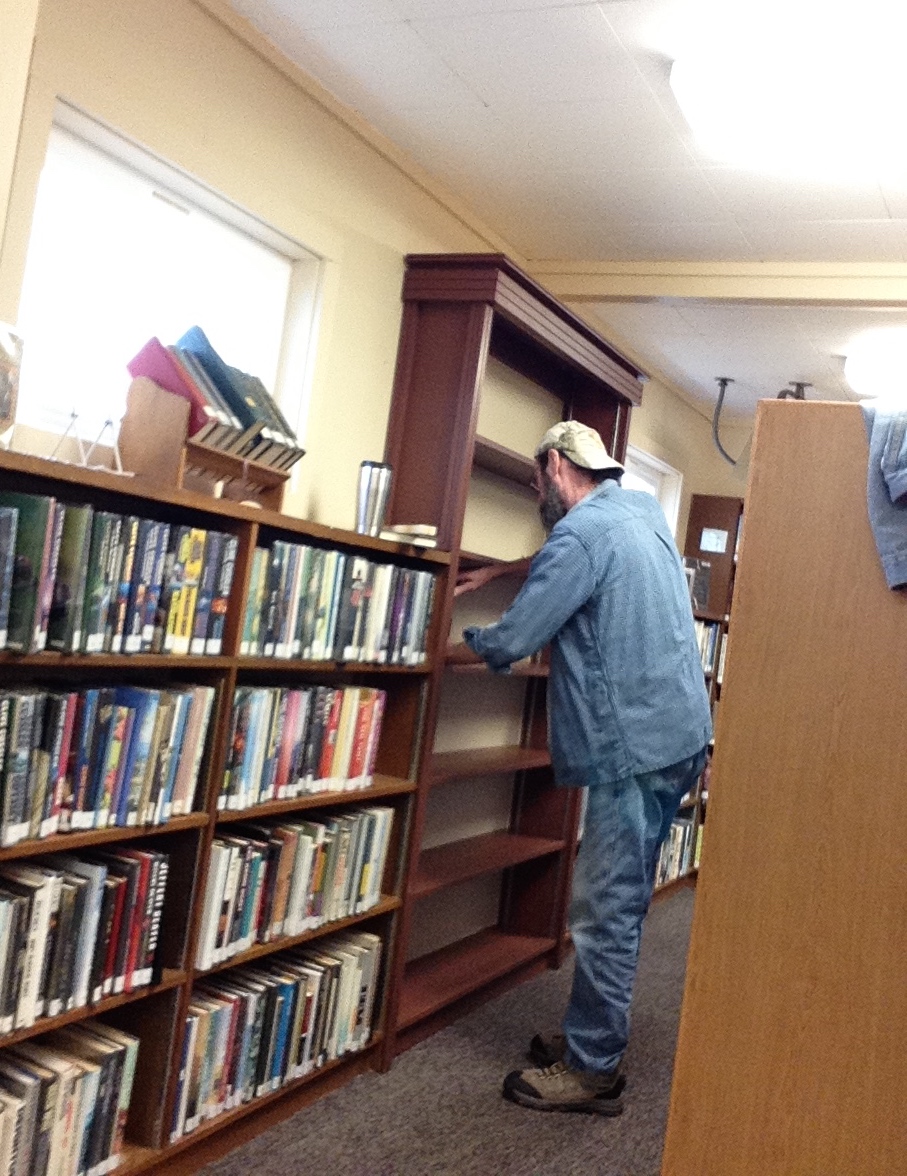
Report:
536,1061,570,1078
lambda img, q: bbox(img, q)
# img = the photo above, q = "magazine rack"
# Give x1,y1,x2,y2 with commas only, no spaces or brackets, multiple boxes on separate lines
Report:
118,378,289,510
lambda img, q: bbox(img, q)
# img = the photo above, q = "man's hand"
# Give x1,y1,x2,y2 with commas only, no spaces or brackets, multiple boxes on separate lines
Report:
454,565,498,597
445,641,483,665
454,557,533,597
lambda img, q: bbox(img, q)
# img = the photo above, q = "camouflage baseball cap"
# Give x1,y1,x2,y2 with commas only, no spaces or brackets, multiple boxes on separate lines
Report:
535,420,624,472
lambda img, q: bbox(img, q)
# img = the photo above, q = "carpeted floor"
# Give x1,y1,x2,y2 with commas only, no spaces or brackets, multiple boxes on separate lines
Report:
200,887,694,1176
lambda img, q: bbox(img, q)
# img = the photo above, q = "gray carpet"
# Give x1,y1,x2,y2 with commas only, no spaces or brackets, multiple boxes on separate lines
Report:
201,888,694,1176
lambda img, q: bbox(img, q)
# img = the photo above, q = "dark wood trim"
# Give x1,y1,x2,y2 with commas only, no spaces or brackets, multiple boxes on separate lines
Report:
410,832,565,898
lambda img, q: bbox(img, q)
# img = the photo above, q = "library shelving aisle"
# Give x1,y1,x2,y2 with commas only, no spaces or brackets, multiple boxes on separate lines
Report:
0,448,445,1174
681,493,744,882
379,254,646,1057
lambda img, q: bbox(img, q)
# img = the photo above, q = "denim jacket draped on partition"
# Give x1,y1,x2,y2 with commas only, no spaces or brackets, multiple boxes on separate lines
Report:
464,482,712,788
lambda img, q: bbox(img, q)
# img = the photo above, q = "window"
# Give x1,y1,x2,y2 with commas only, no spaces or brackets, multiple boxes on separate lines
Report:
622,445,683,536
16,107,322,443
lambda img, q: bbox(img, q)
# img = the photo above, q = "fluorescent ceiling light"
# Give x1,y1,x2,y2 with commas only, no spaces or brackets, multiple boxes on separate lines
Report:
666,1,907,178
844,328,907,400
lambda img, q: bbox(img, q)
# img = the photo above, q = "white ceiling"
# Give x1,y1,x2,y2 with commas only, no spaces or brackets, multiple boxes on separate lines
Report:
226,0,907,420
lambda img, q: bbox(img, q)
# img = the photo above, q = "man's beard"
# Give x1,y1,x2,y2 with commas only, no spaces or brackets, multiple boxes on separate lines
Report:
539,477,569,532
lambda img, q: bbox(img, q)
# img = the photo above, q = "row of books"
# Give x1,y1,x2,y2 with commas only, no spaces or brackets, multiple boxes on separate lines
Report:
128,327,304,471
656,815,696,888
196,807,393,971
220,685,385,812
0,491,239,656
0,685,215,848
240,543,435,666
0,849,169,1034
0,1019,138,1176
693,619,723,675
173,930,381,1140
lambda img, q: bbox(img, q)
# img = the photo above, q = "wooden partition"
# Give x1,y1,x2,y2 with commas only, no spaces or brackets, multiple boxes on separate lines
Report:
662,400,907,1175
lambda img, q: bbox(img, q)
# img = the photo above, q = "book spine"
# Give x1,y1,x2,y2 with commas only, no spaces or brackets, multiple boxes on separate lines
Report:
108,515,139,654
206,533,238,655
122,517,154,654
190,530,222,655
0,507,17,650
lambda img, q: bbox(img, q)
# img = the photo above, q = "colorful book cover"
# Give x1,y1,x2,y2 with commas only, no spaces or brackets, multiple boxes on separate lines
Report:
172,527,207,656
0,492,55,653
190,530,223,655
81,512,119,654
120,516,154,654
46,503,93,653
206,532,237,655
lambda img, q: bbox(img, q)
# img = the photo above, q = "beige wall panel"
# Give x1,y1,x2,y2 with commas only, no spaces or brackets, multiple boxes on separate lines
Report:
432,674,527,755
476,357,562,456
405,875,502,961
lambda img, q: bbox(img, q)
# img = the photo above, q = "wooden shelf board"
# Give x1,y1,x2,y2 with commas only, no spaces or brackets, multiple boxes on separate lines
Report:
472,436,536,488
411,832,564,899
427,745,550,786
196,895,400,977
653,869,697,900
398,929,556,1029
0,813,208,863
215,774,415,823
448,660,548,678
0,653,233,670
237,657,430,675
0,969,187,1050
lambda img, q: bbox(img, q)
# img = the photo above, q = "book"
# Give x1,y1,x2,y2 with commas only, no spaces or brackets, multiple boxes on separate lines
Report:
0,493,55,653
46,503,93,654
127,337,227,444
190,530,223,655
205,533,237,655
81,512,120,655
0,505,18,651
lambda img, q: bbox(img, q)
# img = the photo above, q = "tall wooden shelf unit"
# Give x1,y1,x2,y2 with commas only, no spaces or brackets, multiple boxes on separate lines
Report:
0,448,447,1175
662,401,907,1175
381,254,645,1056
682,493,744,865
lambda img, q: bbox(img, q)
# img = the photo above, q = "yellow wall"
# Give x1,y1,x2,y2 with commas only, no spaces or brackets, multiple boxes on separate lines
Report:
1,0,747,530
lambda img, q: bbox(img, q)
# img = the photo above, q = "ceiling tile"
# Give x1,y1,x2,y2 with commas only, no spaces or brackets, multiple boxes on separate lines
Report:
703,168,889,221
268,16,485,113
406,5,631,106
230,0,402,32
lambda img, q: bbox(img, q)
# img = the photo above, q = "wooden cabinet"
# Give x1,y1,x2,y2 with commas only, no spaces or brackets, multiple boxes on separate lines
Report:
0,447,444,1174
380,254,645,1057
662,401,907,1175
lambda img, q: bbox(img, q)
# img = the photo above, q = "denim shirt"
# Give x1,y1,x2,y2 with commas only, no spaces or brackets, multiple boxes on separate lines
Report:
464,482,712,788
861,401,907,589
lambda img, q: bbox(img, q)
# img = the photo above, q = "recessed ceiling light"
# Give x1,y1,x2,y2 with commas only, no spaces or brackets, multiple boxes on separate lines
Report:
666,0,907,179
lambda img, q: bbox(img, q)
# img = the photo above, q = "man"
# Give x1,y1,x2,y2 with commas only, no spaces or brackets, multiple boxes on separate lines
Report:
448,420,711,1116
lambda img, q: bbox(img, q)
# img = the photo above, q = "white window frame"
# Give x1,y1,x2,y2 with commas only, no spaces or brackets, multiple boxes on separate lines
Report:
23,102,324,444
623,444,683,536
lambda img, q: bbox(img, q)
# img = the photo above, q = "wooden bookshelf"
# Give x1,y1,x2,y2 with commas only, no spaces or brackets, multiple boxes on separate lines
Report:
380,253,644,1058
681,492,744,887
0,446,440,1173
663,402,907,1175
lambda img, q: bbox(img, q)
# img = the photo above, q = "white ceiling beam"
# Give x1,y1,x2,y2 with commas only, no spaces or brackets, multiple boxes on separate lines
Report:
530,261,907,305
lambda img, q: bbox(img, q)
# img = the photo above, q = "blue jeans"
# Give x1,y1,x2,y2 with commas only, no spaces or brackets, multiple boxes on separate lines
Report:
562,746,708,1075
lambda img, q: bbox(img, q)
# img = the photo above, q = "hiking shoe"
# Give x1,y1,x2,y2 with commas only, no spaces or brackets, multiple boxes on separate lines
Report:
528,1033,566,1067
502,1061,625,1115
